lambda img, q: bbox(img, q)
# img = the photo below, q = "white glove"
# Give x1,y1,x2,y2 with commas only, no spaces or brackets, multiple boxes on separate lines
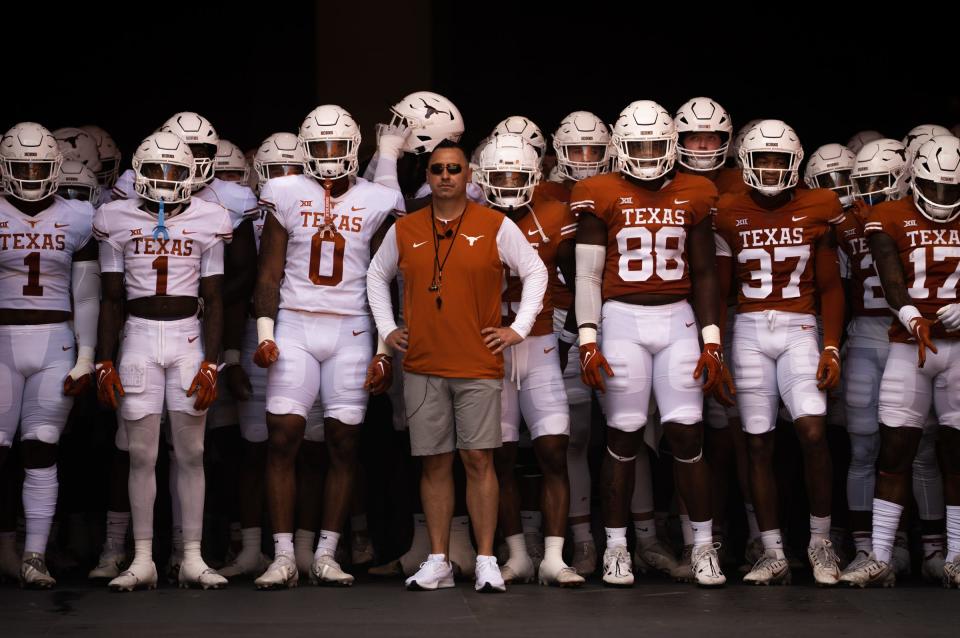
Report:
936,303,960,331
376,123,410,160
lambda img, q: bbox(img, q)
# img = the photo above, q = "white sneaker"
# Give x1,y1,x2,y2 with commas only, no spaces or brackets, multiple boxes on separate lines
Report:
743,551,791,586
310,554,354,586
405,556,455,591
219,551,270,579
538,558,585,588
634,540,679,577
691,544,726,587
88,546,127,580
892,534,911,576
255,553,299,590
807,539,841,587
922,550,946,584
571,540,597,576
20,552,56,589
351,532,375,566
500,552,535,584
943,555,960,589
108,560,158,592
475,556,506,593
839,552,894,588
670,544,693,582
740,537,764,573
179,557,227,590
602,546,634,587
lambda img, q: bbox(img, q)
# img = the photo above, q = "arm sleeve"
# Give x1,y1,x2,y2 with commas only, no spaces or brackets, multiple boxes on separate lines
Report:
367,224,401,339
497,219,547,339
574,243,605,342
200,241,225,278
98,241,125,273
71,259,100,351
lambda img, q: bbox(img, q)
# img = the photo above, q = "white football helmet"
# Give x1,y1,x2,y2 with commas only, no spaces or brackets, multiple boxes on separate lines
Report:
214,139,250,183
552,111,611,181
0,122,63,201
903,124,951,164
612,100,677,181
52,127,102,174
132,132,195,205
299,105,361,181
476,134,541,209
387,91,464,155
159,112,219,190
804,143,856,207
80,125,122,187
469,136,490,185
846,130,884,155
851,139,909,206
254,132,305,185
675,97,733,172
731,119,762,168
739,120,804,196
912,135,960,223
57,160,101,204
493,116,546,160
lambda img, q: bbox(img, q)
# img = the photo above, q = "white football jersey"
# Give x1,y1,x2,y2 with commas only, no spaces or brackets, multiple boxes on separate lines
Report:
0,195,94,312
111,168,135,200
194,177,259,230
259,175,404,315
93,198,233,300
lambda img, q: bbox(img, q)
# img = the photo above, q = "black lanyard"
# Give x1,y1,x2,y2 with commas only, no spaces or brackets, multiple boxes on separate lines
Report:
429,203,468,310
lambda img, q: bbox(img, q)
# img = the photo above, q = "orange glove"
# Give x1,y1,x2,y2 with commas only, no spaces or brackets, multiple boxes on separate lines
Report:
694,343,725,394
816,347,842,391
187,361,219,411
253,340,280,368
579,342,613,393
364,354,393,395
910,316,938,368
63,372,92,397
95,360,125,411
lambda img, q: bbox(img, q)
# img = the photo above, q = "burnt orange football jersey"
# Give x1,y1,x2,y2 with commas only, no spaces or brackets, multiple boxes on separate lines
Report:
570,171,718,301
864,198,960,342
835,200,888,317
714,188,846,314
714,167,750,197
502,200,577,336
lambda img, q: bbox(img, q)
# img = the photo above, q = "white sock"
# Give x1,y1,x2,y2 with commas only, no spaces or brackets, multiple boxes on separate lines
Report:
350,514,368,533
132,538,152,564
809,515,831,546
183,539,202,562
105,511,130,550
241,527,261,555
679,514,694,547
505,533,528,563
691,519,713,550
520,511,542,535
315,530,340,559
947,506,960,562
571,522,592,543
23,466,57,555
605,527,627,549
427,553,447,563
654,511,669,540
760,529,785,560
544,536,564,564
274,532,294,556
852,532,872,554
871,499,903,565
745,503,761,541
922,533,945,555
634,519,657,549
294,529,315,556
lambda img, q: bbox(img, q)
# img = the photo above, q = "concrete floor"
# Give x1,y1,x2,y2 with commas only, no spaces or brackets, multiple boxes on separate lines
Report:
1,572,955,638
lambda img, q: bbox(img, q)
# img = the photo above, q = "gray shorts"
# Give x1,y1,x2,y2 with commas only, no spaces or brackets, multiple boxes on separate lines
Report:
403,372,502,456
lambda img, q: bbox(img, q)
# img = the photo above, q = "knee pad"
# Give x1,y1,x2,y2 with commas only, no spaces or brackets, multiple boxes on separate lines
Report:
849,432,880,467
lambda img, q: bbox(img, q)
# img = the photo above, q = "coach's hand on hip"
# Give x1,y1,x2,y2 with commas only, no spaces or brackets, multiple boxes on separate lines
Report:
481,327,522,355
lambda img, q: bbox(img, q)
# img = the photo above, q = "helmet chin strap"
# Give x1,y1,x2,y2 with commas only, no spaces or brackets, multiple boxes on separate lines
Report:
152,200,170,241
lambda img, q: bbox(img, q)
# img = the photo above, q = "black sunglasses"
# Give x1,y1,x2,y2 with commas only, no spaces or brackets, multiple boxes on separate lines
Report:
429,162,463,175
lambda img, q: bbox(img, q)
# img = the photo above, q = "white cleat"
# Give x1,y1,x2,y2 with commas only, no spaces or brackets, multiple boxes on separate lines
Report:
845,550,872,575
740,537,764,573
405,556,455,591
310,554,354,586
839,553,894,588
255,553,299,590
475,556,506,593
218,552,270,579
179,557,227,590
691,544,726,587
922,550,946,584
808,539,842,587
88,547,127,580
602,546,634,587
351,532,375,566
943,556,960,589
634,540,679,577
743,551,791,586
538,558,585,588
500,553,535,584
20,553,56,589
670,544,693,582
892,535,911,577
108,560,158,592
571,540,597,576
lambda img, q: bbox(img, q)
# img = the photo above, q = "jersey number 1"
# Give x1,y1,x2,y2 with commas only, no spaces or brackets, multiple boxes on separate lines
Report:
23,252,43,296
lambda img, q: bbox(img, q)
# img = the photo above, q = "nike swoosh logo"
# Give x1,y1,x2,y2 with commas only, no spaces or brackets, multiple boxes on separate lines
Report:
685,321,696,328
187,336,199,343
674,199,690,205
792,216,807,222
527,228,540,236
800,325,814,330
54,223,70,229
182,230,196,235
544,347,556,354
62,345,72,351
351,206,365,212
352,330,366,336
413,241,428,248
